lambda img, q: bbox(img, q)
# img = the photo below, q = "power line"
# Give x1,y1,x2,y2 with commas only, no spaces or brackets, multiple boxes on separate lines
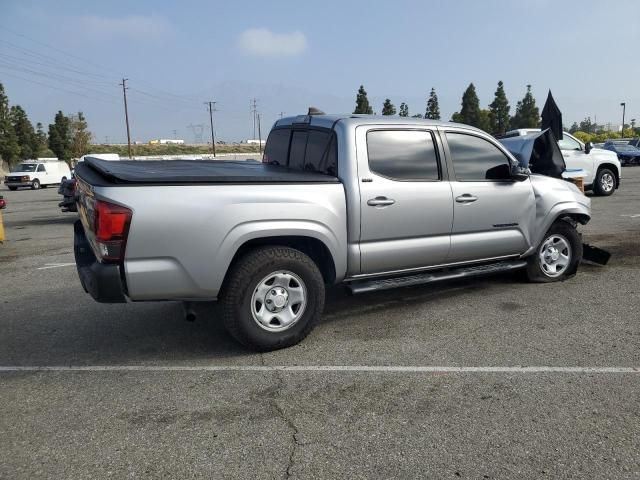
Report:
0,59,121,101
0,24,117,76
0,68,116,103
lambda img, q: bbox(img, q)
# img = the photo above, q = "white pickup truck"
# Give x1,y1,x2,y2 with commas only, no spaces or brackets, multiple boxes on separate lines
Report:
505,129,621,196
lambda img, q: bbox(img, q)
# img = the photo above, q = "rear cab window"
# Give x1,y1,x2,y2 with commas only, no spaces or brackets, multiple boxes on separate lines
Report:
263,126,337,175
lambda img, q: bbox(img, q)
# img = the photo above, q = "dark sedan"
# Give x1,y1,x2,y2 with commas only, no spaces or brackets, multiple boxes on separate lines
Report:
603,141,640,165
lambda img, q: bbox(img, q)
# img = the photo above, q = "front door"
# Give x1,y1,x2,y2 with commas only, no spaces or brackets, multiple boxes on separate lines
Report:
442,129,535,264
558,133,594,184
356,127,454,275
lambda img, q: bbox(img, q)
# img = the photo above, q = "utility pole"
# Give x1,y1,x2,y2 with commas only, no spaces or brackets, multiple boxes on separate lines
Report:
620,102,626,137
279,112,285,119
205,101,217,157
250,98,258,139
120,78,132,159
257,113,263,155
172,129,177,139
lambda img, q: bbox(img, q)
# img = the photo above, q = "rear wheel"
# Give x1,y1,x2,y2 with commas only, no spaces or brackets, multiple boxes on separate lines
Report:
526,221,582,283
31,179,40,190
594,168,615,196
220,246,325,351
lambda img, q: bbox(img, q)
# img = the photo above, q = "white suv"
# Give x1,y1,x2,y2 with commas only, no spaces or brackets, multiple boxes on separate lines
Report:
506,129,621,196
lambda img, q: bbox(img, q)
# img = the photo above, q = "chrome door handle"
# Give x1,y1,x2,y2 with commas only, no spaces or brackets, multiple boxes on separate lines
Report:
455,194,478,203
367,196,395,207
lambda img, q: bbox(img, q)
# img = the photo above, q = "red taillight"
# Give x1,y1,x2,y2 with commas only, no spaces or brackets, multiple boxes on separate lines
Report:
93,200,132,262
95,200,131,241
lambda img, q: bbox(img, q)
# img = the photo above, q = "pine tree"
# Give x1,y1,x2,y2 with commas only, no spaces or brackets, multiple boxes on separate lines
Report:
425,88,440,120
353,85,373,114
70,112,92,159
399,102,409,117
0,83,20,166
478,109,491,133
11,105,37,160
35,122,48,155
510,85,540,129
48,111,71,160
381,99,396,116
452,83,481,127
488,81,510,134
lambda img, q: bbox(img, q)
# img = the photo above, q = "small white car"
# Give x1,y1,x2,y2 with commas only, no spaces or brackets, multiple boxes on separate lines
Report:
4,159,71,191
506,129,621,196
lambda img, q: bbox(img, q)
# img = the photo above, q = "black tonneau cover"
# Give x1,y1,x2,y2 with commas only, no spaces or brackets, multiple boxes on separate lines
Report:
78,157,339,185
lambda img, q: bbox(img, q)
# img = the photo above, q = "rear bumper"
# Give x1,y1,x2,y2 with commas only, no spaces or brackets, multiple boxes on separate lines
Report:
74,220,127,303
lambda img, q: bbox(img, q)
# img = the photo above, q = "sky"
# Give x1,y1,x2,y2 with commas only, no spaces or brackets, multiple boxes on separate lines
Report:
1,0,639,143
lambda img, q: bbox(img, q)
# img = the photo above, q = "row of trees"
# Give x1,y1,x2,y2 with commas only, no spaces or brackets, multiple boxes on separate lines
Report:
354,85,441,120
0,83,92,167
353,82,541,135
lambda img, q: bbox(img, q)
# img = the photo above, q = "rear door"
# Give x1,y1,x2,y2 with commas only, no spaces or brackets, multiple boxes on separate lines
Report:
442,129,535,264
356,126,454,275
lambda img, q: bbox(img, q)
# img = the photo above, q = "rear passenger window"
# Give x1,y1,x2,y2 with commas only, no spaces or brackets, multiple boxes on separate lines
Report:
263,129,290,165
446,132,512,181
367,130,440,180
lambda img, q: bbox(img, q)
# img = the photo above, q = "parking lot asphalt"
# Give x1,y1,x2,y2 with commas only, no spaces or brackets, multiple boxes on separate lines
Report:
1,171,639,479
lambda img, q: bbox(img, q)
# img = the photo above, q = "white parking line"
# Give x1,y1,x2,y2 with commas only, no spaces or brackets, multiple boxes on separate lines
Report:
37,263,76,270
0,365,638,373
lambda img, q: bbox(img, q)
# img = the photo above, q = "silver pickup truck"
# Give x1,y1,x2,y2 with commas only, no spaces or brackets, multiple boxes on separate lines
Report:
73,113,591,351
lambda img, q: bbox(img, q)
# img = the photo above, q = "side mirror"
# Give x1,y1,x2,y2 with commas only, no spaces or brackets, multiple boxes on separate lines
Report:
510,164,529,182
585,142,594,154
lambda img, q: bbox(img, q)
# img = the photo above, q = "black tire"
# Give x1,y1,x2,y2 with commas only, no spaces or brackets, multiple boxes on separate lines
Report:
526,220,582,283
8,187,17,191
593,168,616,196
31,179,40,190
220,246,325,351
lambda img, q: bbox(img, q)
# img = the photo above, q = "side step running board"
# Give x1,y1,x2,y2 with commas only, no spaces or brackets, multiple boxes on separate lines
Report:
347,260,527,294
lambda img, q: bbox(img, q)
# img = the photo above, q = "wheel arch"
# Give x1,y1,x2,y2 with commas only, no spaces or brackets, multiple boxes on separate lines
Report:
596,163,620,187
228,235,337,286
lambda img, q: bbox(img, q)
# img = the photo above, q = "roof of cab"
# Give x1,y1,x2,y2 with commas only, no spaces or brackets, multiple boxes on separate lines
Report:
273,113,485,134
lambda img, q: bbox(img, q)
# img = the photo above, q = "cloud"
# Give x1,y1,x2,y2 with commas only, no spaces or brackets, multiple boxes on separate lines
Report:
77,15,170,39
238,28,307,57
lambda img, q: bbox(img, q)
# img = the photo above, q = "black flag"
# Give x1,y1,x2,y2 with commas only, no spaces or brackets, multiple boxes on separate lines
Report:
541,90,563,140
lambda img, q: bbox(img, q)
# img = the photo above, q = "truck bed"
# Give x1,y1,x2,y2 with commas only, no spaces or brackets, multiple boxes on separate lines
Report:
76,157,339,186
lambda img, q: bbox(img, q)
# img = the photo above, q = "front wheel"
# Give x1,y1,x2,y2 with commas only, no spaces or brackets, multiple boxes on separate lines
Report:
594,168,615,196
31,179,40,190
526,221,582,283
220,246,325,351
8,187,17,191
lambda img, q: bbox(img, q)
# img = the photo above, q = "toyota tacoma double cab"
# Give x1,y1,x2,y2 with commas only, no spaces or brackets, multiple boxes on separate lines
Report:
73,113,591,351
